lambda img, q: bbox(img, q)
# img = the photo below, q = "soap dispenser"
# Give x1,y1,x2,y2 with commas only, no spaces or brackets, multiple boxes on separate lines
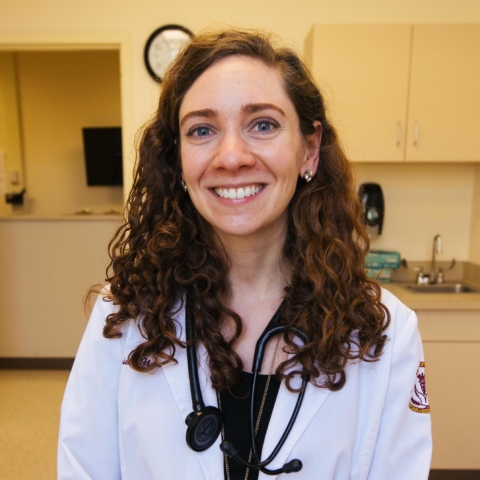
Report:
358,183,384,239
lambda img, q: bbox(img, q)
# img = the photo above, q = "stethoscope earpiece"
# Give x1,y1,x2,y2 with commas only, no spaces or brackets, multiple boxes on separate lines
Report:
185,406,223,452
220,440,303,475
282,459,303,474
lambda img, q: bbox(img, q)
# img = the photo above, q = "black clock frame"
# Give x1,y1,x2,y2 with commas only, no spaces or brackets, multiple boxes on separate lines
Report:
144,24,194,82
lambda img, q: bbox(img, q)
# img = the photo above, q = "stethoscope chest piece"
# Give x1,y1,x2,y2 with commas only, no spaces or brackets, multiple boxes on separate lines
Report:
185,405,223,452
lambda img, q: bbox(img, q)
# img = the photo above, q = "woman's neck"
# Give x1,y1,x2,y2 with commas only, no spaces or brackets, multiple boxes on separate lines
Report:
228,250,290,307
215,225,291,370
218,224,291,307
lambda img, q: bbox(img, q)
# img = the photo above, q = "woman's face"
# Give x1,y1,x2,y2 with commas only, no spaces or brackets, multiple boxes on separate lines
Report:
179,55,320,243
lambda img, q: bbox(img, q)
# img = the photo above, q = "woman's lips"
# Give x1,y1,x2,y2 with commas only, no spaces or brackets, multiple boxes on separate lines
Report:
213,184,264,200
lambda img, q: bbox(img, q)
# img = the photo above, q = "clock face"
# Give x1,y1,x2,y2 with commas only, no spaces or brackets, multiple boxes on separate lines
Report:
144,25,193,82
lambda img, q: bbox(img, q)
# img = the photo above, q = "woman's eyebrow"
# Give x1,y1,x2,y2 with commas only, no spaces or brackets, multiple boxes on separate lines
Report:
242,103,286,116
180,108,217,127
180,103,286,127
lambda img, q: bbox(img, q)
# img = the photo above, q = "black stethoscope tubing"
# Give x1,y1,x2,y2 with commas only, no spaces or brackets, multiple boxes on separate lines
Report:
185,297,309,475
250,324,309,468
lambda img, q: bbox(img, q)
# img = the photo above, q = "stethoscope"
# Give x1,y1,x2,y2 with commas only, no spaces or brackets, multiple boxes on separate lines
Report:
184,298,310,475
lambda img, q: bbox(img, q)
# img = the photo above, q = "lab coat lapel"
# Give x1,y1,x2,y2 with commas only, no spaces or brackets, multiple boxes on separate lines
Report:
259,373,332,479
162,307,224,480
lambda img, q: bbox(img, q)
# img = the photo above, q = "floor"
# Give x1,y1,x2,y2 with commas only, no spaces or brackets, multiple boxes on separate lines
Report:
0,370,478,480
0,370,69,480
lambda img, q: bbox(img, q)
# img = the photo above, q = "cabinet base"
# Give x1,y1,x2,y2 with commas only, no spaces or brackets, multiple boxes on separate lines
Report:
430,471,480,480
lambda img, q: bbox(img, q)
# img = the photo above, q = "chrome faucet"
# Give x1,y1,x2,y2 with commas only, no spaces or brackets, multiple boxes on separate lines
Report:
430,234,442,284
401,235,455,285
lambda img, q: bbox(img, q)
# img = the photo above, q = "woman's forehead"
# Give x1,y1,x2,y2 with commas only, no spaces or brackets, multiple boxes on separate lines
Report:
179,55,292,118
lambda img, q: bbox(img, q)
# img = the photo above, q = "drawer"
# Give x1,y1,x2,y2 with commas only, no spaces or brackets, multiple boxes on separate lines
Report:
416,310,480,342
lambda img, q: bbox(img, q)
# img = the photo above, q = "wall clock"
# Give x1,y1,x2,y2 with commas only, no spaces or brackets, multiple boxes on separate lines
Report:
144,25,194,82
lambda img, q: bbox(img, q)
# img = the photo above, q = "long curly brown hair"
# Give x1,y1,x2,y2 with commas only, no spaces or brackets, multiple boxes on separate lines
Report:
102,28,390,392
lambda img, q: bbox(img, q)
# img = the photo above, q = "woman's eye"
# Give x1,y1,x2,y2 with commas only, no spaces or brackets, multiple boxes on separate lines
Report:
253,120,278,133
188,126,212,137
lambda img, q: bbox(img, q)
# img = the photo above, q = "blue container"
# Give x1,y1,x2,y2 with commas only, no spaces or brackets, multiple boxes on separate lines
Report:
365,250,401,269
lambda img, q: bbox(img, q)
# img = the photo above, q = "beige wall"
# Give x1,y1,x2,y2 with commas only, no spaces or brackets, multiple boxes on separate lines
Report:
0,53,24,215
2,2,480,359
1,1,480,251
15,51,123,215
3,0,480,137
0,218,120,356
355,163,475,261
470,165,480,263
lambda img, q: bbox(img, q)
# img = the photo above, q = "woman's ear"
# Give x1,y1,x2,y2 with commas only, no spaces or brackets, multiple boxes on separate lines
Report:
301,120,322,177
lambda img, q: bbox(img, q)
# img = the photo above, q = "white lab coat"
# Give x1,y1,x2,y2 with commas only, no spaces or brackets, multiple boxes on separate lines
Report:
58,288,432,479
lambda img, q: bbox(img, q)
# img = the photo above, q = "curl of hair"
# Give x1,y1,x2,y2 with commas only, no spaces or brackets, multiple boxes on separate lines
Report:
101,28,390,392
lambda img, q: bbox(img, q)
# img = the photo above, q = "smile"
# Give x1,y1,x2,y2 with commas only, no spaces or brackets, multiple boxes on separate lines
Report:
213,184,264,200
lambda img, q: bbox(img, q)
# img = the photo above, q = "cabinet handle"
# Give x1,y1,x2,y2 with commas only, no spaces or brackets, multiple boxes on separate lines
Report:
396,121,402,147
413,122,419,146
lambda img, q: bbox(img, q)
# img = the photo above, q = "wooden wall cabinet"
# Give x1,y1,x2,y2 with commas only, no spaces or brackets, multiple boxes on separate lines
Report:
305,24,480,163
416,310,480,469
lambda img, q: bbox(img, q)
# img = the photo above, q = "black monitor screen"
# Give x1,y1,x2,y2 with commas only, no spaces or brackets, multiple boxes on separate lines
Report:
82,127,123,186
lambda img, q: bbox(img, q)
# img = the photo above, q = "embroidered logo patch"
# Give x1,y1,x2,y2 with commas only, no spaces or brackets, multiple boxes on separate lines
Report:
409,361,431,414
122,357,153,367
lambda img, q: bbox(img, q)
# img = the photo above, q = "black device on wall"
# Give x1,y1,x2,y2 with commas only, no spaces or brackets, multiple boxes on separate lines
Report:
82,127,123,186
358,183,384,237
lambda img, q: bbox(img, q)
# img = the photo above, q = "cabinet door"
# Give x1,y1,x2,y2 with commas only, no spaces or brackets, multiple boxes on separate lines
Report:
417,310,480,469
305,25,411,162
406,25,480,162
422,342,480,469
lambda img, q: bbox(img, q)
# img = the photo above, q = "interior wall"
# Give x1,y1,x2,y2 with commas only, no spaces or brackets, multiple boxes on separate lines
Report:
0,53,24,215
354,163,475,261
15,50,123,215
1,0,480,361
1,2,480,252
0,218,120,357
470,165,480,263
3,0,480,141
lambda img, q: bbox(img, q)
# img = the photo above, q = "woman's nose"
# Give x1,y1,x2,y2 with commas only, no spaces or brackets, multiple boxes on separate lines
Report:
211,132,256,172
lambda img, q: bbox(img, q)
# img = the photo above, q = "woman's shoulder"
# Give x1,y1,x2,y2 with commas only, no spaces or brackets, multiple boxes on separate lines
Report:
378,286,418,342
84,287,139,357
88,287,187,353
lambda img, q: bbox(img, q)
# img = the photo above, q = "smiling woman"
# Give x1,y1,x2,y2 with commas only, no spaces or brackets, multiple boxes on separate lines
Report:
179,55,320,241
58,28,432,480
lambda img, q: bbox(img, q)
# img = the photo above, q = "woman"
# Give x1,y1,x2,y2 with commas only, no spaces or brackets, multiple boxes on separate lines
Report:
58,29,432,479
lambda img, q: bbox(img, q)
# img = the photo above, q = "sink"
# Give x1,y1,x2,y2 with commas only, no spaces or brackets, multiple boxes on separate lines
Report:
400,283,480,294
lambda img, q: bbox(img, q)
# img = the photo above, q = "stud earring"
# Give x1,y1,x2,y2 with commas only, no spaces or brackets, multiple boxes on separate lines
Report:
303,170,313,182
181,180,188,192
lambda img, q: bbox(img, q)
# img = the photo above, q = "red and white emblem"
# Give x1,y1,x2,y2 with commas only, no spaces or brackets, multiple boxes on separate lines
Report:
409,361,430,414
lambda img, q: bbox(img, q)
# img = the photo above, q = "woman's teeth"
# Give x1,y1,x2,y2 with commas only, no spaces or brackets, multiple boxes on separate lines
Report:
214,185,263,200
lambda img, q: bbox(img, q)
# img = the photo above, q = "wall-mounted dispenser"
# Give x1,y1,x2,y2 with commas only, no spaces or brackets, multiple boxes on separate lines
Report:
358,183,384,239
5,188,26,206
